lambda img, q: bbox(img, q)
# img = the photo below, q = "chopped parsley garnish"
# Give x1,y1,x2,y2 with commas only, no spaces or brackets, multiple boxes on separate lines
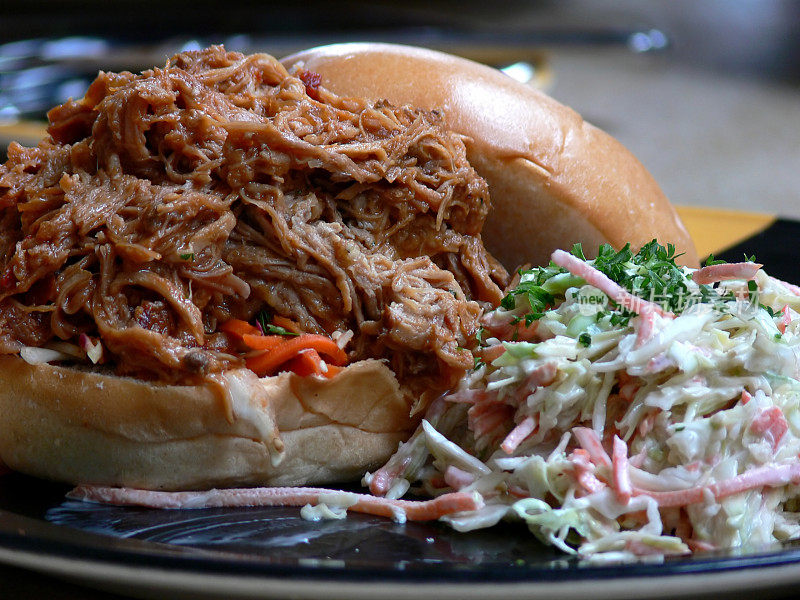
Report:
748,279,759,305
708,252,756,266
590,240,689,317
704,253,726,266
502,241,691,325
179,252,195,261
578,333,592,347
499,240,767,329
500,264,565,322
571,243,587,261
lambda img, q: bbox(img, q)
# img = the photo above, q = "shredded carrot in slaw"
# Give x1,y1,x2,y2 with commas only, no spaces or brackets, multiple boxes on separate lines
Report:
221,318,348,378
68,485,482,522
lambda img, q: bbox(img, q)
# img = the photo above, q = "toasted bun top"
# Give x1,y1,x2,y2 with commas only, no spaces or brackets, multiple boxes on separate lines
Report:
281,43,698,267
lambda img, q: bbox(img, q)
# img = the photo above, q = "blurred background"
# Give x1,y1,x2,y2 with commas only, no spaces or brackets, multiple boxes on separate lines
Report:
1,0,799,222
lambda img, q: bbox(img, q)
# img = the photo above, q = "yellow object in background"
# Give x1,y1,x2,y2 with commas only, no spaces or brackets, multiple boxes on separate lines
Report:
675,206,775,259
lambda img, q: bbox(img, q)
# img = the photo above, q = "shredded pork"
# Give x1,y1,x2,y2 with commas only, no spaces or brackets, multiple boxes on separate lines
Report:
0,46,507,398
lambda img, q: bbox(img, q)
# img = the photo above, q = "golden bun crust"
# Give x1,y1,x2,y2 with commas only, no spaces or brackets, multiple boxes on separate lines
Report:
0,356,412,490
0,44,698,492
281,43,699,267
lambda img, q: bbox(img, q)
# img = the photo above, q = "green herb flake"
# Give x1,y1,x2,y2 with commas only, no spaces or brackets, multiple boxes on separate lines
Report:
265,324,300,336
497,240,754,328
255,310,299,337
578,333,592,347
704,253,726,267
179,252,195,261
590,240,690,318
748,279,759,306
256,310,271,334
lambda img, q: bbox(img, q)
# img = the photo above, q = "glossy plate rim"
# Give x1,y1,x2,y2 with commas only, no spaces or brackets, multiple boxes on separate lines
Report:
1,212,799,599
4,516,800,600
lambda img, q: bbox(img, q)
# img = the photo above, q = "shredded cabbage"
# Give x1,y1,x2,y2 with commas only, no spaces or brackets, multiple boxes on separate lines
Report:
369,242,800,560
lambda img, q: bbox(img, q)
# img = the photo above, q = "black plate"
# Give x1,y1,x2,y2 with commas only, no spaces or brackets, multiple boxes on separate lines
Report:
713,218,799,282
1,220,799,599
3,471,800,600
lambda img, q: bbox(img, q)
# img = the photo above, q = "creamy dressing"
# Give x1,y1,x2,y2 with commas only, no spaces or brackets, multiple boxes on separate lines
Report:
377,245,800,559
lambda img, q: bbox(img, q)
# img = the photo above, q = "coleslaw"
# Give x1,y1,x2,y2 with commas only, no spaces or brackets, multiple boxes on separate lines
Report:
365,241,800,560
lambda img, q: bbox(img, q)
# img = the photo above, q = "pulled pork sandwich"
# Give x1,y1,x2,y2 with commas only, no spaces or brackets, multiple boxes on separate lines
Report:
0,45,507,489
0,44,695,493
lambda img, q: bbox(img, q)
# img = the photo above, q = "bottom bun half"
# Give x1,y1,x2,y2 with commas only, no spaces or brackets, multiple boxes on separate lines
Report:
0,356,413,490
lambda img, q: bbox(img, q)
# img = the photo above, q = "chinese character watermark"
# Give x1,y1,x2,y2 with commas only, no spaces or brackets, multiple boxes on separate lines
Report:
574,286,760,318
